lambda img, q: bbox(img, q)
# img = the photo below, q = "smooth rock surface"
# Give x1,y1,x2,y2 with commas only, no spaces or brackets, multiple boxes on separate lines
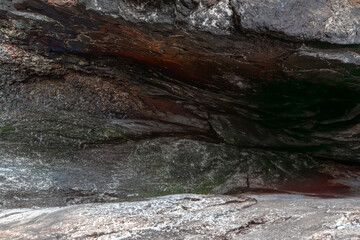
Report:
0,194,359,239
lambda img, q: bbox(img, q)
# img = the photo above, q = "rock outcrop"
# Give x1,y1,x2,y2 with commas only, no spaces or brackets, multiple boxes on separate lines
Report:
0,0,359,216
37,0,358,44
1,0,360,239
232,0,360,44
1,194,360,239
37,0,360,44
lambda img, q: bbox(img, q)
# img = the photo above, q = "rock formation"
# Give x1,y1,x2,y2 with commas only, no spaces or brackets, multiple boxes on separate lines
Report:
1,194,360,239
0,0,359,238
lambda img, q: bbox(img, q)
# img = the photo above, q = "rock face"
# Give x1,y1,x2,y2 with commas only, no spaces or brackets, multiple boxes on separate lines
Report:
0,0,360,200
1,0,360,238
232,0,360,44
3,0,360,43
0,0,359,230
76,0,360,43
1,194,360,239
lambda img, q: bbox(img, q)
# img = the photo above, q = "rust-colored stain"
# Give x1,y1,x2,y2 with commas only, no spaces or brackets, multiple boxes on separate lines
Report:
1,44,25,61
87,22,283,86
26,1,289,86
277,173,351,198
88,24,207,83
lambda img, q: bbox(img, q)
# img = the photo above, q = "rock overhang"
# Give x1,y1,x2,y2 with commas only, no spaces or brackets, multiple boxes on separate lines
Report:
0,0,359,206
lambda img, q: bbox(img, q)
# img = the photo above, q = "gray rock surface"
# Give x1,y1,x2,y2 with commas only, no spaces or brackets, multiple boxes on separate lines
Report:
0,194,359,239
43,0,359,44
3,0,360,43
75,0,360,43
0,0,359,194
231,0,360,44
0,1,359,239
1,134,327,208
78,0,234,34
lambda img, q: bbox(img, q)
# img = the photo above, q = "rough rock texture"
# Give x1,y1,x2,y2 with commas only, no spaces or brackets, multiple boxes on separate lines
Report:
232,0,360,44
8,135,354,208
0,0,359,202
77,0,360,43
1,194,360,240
2,0,360,43
0,0,360,238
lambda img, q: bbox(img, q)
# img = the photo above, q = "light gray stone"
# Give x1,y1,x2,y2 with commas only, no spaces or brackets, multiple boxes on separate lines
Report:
0,194,359,239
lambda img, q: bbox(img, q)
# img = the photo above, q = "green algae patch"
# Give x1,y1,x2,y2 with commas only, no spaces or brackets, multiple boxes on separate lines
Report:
195,176,226,194
0,124,15,133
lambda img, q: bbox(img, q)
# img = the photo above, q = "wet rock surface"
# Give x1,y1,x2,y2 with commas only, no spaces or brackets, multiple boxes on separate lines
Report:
6,135,351,208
